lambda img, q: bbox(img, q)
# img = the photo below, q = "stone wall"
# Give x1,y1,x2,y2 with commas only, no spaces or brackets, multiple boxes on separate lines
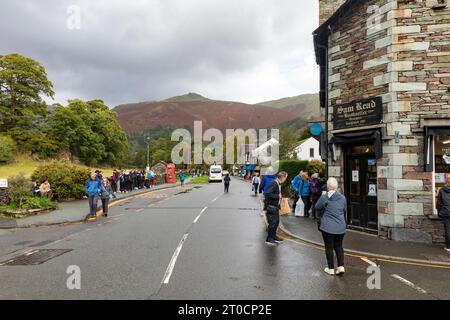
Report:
319,0,347,24
325,0,449,243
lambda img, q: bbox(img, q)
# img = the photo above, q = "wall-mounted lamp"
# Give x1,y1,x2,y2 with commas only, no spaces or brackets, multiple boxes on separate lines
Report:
394,131,400,144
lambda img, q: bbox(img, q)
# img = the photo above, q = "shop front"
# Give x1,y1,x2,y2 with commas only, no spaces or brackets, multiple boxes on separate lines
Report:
329,97,383,233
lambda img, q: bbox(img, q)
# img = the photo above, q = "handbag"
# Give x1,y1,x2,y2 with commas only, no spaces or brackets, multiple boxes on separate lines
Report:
279,198,291,216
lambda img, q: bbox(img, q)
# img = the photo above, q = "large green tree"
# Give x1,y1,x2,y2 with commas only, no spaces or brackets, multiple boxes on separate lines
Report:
0,54,54,132
47,99,128,165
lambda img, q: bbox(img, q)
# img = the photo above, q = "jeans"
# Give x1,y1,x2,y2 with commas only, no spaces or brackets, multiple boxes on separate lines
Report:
101,198,110,215
266,212,280,242
253,183,259,196
321,231,345,269
443,217,450,249
88,196,99,216
292,193,300,213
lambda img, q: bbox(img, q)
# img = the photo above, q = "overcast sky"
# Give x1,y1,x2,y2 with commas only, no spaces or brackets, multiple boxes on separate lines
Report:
0,0,319,107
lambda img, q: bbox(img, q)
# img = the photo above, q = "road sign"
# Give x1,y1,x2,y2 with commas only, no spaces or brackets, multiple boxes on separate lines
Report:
310,123,323,136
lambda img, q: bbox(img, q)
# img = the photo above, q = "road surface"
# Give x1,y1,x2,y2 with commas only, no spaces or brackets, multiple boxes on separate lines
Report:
0,178,449,300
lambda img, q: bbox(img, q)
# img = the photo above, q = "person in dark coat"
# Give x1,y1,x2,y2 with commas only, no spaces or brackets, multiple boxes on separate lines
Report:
264,171,288,246
437,175,450,252
315,177,347,276
223,174,231,193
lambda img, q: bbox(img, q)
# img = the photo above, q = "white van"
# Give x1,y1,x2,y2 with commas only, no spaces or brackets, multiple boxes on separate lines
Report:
209,165,223,183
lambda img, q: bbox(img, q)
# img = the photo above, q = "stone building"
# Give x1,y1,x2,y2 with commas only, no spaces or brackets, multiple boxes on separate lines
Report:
314,0,450,243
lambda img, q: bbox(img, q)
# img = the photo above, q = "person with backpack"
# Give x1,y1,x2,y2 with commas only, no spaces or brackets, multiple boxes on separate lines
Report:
437,175,450,253
252,173,261,197
178,171,186,187
310,173,322,219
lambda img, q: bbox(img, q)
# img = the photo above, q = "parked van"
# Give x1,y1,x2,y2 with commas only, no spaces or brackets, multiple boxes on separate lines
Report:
209,165,223,183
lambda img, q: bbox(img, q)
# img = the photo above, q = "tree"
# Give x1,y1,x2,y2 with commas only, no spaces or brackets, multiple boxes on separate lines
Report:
47,99,128,166
0,54,54,132
0,134,16,163
299,129,311,141
279,128,298,160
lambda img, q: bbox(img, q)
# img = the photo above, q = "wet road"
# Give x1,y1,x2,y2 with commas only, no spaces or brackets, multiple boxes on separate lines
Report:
0,178,449,300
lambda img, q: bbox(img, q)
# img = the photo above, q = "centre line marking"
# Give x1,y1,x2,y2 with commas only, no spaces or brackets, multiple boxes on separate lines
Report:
161,233,189,284
391,274,428,294
193,207,208,224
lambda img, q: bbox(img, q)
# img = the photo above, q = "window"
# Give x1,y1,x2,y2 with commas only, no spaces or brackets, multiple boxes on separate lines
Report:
434,135,450,214
310,148,314,158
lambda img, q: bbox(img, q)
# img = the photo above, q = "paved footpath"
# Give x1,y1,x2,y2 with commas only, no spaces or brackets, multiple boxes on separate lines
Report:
0,178,449,299
0,181,188,229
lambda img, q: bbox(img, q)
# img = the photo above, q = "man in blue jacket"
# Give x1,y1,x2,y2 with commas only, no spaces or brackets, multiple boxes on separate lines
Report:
85,172,101,219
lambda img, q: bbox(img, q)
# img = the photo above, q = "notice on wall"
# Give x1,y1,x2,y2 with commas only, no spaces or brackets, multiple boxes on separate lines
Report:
368,184,377,197
352,171,359,182
0,179,8,188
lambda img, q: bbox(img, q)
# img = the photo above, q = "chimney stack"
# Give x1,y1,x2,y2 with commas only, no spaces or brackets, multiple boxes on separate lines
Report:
319,0,346,25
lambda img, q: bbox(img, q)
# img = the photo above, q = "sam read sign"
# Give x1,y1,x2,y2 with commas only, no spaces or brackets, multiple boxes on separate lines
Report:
333,97,382,130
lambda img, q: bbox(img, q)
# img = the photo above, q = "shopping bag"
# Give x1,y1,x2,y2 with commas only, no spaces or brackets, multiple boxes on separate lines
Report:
279,198,291,216
294,198,305,217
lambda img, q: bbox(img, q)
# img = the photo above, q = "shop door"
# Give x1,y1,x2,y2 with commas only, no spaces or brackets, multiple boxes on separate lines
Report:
345,152,378,231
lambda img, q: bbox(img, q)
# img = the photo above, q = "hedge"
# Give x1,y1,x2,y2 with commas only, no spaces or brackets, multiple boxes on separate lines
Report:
31,161,91,201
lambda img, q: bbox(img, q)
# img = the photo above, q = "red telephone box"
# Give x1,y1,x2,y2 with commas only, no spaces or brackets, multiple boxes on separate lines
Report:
166,163,176,184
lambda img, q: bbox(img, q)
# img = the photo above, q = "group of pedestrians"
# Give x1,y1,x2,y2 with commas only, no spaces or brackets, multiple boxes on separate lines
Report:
292,170,324,218
110,169,155,193
259,169,348,276
84,168,157,220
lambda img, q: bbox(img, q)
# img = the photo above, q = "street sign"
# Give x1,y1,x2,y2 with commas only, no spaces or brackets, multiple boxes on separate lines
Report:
0,179,8,188
310,123,323,136
333,97,382,130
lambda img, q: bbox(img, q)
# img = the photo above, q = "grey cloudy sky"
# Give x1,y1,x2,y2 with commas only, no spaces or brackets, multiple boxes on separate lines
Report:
0,0,319,107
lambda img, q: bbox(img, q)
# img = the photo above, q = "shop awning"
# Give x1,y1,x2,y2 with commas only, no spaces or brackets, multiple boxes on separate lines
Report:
329,129,382,159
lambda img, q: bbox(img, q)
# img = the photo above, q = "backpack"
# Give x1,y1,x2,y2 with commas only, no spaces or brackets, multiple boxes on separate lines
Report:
310,179,321,196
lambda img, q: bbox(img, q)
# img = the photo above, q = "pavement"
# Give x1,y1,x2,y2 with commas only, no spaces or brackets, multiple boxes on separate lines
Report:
0,177,449,300
239,178,450,267
280,215,450,266
0,181,188,229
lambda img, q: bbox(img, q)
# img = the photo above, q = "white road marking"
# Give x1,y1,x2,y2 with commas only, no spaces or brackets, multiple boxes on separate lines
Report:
391,274,428,294
361,258,378,267
211,196,219,203
193,207,208,224
161,233,189,284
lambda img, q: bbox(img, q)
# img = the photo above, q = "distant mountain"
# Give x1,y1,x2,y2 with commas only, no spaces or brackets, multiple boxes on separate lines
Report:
257,93,321,119
114,93,300,134
164,92,210,103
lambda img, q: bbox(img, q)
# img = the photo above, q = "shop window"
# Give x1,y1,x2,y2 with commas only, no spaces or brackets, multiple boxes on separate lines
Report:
434,135,450,214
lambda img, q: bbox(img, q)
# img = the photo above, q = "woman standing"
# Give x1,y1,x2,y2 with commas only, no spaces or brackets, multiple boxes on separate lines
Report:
100,178,114,217
315,177,347,276
299,173,311,218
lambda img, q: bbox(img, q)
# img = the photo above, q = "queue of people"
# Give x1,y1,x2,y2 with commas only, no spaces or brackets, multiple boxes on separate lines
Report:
291,170,325,218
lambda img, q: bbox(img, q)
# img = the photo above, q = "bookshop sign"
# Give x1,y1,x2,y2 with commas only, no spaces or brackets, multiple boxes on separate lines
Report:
333,97,382,130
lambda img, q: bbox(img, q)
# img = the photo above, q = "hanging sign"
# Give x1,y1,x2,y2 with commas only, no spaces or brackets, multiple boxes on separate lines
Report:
333,97,382,130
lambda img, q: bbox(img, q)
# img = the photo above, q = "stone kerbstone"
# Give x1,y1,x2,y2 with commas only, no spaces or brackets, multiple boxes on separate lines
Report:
390,228,432,244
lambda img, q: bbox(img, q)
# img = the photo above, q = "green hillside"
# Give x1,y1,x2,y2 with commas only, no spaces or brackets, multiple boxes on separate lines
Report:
257,93,321,119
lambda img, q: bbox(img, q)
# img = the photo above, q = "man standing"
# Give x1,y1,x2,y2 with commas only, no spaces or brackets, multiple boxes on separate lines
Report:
264,171,288,246
85,173,101,219
223,173,231,193
437,175,450,252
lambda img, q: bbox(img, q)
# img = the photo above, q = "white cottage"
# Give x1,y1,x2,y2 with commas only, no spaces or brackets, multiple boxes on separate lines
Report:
295,137,321,161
